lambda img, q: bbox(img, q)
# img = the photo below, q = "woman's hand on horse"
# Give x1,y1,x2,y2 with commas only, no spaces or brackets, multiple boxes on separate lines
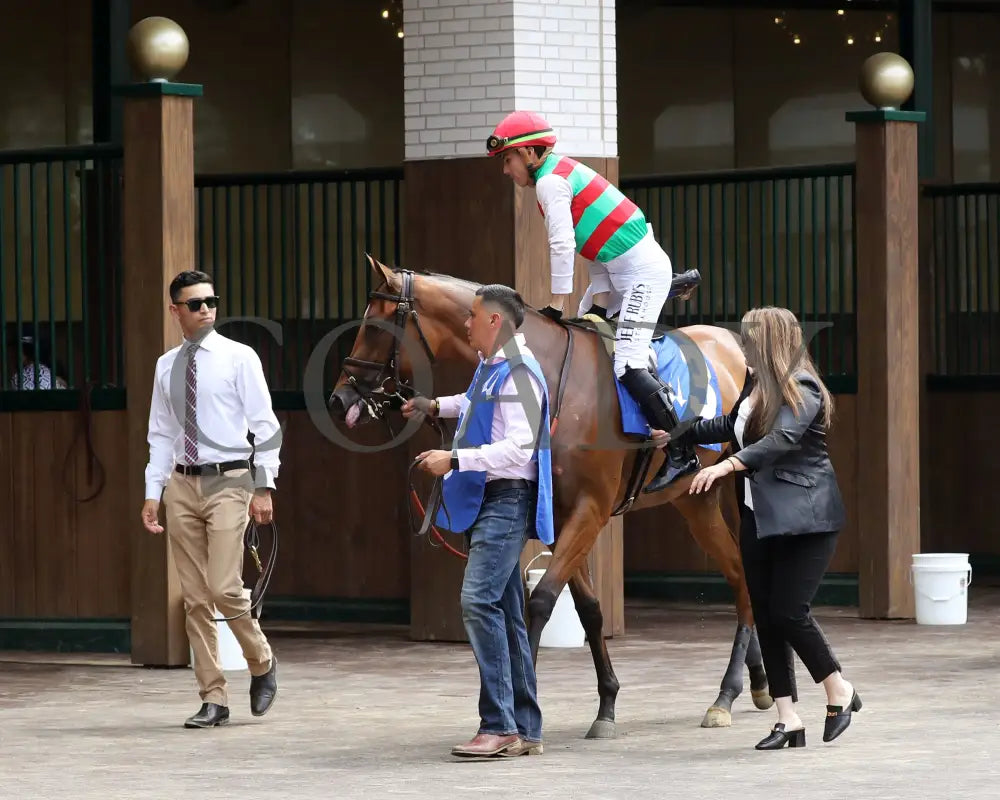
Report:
688,462,731,494
416,449,452,476
402,396,436,419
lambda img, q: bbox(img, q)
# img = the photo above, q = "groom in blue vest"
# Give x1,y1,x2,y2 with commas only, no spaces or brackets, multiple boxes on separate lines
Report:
404,284,554,760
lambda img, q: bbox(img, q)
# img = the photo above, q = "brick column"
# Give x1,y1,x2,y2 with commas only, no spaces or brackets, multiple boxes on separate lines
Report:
401,0,623,642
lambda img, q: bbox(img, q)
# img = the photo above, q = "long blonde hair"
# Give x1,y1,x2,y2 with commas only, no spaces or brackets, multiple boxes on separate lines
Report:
740,307,833,442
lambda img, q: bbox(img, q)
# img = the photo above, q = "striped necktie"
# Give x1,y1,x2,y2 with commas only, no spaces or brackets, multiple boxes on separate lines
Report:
183,343,199,465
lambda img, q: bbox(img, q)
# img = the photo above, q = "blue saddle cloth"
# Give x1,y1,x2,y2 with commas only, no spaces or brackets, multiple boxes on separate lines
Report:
614,330,723,452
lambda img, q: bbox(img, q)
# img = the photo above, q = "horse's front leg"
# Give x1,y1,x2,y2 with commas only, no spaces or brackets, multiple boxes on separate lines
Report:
569,565,620,740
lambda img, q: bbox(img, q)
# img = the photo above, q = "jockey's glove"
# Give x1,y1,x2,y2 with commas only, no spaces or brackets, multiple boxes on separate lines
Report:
539,305,563,322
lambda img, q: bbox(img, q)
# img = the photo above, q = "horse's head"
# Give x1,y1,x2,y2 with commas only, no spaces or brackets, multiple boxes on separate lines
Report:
328,254,474,428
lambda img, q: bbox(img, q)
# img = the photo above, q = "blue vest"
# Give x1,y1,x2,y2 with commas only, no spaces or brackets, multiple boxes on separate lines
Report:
435,351,555,546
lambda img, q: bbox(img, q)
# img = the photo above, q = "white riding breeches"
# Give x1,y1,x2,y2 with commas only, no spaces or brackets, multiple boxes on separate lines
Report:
578,229,673,378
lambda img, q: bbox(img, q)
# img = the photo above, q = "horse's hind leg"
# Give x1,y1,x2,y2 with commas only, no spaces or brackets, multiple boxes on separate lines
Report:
569,565,619,740
673,488,772,728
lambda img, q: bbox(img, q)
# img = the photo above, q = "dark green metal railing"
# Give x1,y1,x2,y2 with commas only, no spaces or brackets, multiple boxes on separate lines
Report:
925,182,1000,378
195,168,404,393
0,144,124,404
622,163,857,385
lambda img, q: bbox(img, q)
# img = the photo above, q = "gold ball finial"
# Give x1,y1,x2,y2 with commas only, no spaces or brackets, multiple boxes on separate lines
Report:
859,52,914,110
126,17,189,82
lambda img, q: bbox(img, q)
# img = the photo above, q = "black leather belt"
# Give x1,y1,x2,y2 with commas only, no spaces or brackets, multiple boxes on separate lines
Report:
175,460,251,476
485,478,536,493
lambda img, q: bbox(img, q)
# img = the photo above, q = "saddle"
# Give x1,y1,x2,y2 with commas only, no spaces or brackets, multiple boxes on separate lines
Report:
562,269,704,514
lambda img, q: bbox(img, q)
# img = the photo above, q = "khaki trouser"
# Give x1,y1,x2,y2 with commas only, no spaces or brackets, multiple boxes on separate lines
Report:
164,468,272,706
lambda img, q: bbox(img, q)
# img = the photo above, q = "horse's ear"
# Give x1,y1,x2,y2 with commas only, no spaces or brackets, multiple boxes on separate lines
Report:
366,253,399,291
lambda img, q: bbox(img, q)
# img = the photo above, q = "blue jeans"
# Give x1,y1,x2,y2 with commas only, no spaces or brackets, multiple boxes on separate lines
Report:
460,484,542,742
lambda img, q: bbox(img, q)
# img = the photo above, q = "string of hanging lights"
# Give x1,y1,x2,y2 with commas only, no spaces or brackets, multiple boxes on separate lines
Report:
380,0,404,39
773,4,893,48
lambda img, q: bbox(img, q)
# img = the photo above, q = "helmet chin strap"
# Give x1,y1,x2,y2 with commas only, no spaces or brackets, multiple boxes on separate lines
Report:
525,146,553,185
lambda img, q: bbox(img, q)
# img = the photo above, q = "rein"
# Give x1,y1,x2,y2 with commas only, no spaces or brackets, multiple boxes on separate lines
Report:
212,517,278,622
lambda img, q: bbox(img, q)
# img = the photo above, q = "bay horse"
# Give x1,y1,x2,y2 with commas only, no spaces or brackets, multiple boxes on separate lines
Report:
328,255,772,739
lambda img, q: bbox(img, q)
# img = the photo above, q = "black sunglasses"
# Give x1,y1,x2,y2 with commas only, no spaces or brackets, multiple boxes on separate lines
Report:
177,296,220,312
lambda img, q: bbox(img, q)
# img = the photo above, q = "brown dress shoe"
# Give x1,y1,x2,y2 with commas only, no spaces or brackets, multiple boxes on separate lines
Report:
450,733,521,758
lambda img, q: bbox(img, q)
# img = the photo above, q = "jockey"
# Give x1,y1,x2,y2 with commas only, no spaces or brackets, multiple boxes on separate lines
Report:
487,110,699,491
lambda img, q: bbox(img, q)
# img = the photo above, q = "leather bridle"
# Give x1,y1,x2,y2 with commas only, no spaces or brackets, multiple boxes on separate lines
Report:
339,269,437,421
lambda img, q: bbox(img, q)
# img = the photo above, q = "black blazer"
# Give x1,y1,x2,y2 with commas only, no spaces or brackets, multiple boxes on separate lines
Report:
682,369,846,539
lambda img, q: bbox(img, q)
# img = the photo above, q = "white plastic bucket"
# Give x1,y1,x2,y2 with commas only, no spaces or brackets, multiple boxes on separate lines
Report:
524,553,586,648
911,553,969,570
189,608,249,671
910,554,972,626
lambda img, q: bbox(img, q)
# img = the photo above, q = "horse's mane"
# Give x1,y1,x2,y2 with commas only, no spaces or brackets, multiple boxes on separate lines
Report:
389,265,482,292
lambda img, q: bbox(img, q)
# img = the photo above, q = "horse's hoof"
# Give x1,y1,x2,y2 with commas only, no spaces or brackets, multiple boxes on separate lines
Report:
585,719,617,739
700,706,732,728
752,688,774,710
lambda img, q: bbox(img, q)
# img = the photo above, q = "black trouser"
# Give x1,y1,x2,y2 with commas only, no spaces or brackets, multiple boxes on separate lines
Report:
740,512,841,702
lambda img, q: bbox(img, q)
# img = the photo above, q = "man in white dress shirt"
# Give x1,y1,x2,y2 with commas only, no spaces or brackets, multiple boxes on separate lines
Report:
403,284,554,759
140,270,282,729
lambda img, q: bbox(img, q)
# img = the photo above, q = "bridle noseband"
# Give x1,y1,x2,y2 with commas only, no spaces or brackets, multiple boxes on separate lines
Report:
339,269,437,421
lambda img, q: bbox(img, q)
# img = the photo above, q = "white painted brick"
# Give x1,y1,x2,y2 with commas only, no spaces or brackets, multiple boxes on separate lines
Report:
440,128,471,143
418,21,440,35
586,20,601,34
513,43,540,58
405,130,420,146
454,4,486,19
441,99,471,114
426,143,458,158
419,129,442,144
469,17,501,32
441,19,471,34
420,101,442,116
419,75,441,90
499,17,514,30
470,98,503,113
425,114,458,129
469,44,502,59
439,46,471,60
486,84,515,99
468,71,499,87
540,44,561,60
539,17,558,32
418,48,442,62
558,45,590,61
424,6,455,21
425,61,456,76
456,113,488,128
406,62,425,76
483,29,510,46
404,89,424,105
404,76,421,92
514,84,547,101
573,4,599,20
455,141,485,156
558,18,587,33
456,85,487,99
404,8,424,24
426,33,458,48
440,72,472,88
546,85,575,100
425,87,456,102
407,144,427,159
454,31,485,46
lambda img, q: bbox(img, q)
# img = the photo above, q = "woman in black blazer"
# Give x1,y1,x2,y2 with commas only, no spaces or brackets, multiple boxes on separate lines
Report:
681,307,860,751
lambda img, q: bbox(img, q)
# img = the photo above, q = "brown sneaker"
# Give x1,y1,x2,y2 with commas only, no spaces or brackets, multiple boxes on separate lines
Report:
450,733,521,758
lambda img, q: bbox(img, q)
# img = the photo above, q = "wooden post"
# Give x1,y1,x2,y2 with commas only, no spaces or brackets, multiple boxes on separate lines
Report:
847,107,925,619
121,79,203,665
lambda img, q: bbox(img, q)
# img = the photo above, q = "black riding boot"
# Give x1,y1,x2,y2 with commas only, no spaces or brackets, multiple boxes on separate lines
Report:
618,366,700,493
